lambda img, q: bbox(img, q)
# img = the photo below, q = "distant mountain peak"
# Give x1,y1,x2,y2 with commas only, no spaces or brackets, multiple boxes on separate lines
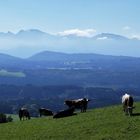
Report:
28,29,45,33
15,29,48,39
0,53,22,60
28,50,68,61
17,29,45,35
7,31,14,34
0,29,139,58
0,31,14,37
93,33,129,40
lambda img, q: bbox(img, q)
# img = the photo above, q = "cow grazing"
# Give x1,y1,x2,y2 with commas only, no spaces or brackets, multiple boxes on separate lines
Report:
19,108,30,121
122,93,134,116
64,98,90,112
39,108,53,117
53,107,75,118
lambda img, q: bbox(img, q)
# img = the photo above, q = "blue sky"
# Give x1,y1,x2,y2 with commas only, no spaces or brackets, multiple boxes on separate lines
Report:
0,0,140,57
0,0,139,37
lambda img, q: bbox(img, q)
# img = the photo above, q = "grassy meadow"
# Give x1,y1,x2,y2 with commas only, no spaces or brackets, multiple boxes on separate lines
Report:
0,102,140,140
0,69,26,77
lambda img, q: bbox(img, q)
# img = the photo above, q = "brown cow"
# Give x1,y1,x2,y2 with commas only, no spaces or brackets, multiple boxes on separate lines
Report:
39,108,53,117
19,108,30,121
64,98,90,112
122,93,134,116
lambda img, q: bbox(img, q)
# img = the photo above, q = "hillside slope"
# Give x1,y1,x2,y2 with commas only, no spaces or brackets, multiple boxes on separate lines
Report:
0,103,140,140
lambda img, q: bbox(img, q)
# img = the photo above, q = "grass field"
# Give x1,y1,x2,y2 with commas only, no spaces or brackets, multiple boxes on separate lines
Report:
1,102,140,140
0,69,26,77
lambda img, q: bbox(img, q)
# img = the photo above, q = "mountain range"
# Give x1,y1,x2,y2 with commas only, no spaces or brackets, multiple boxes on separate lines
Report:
0,29,140,58
0,50,140,111
0,29,132,40
0,50,140,69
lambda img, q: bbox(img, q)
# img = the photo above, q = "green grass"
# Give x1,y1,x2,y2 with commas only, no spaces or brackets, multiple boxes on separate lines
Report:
6,114,19,122
0,69,26,77
1,102,140,140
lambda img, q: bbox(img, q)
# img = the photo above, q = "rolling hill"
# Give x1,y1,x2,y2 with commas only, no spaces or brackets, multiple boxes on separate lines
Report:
0,102,140,140
1,51,140,88
1,51,140,115
0,53,22,64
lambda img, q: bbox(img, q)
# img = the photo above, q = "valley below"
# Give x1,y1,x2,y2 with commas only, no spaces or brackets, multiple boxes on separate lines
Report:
0,51,140,116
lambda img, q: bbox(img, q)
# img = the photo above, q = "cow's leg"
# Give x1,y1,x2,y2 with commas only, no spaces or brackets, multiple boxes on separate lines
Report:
19,117,22,121
19,116,22,121
83,107,85,112
126,108,128,115
123,104,126,112
128,107,133,116
39,111,42,117
81,107,84,113
84,108,86,112
130,108,133,116
80,108,82,113
84,105,87,112
124,107,128,115
128,108,131,116
123,104,128,115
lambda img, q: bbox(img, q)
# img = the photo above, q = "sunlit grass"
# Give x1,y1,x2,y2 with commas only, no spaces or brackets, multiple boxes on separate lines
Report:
0,69,26,77
0,102,140,140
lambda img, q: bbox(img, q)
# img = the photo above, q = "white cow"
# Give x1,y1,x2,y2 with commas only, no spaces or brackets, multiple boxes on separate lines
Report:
122,93,134,116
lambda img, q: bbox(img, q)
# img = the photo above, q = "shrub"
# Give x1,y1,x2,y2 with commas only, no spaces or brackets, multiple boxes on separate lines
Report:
0,113,7,123
6,116,13,122
0,113,13,123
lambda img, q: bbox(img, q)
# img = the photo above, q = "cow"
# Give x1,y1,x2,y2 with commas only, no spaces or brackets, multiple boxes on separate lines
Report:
53,107,75,118
19,108,30,121
122,93,134,116
39,108,53,117
64,98,90,112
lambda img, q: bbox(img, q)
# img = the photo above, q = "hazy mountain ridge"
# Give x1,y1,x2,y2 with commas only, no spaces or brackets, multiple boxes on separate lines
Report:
0,29,132,40
1,50,140,69
0,29,140,58
93,33,129,40
0,50,140,88
0,51,140,114
0,50,140,67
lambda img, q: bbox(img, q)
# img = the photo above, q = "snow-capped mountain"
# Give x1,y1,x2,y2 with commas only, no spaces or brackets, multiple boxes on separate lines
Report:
0,29,140,58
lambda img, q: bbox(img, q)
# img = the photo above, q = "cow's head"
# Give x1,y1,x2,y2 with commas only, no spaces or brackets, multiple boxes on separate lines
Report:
83,98,91,102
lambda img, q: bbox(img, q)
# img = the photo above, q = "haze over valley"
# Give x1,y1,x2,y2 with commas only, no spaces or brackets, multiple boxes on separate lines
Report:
0,50,140,115
0,29,140,58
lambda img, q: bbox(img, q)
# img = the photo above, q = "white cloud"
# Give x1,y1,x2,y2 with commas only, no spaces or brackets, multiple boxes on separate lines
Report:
58,29,96,38
97,37,108,40
131,34,140,40
123,26,131,30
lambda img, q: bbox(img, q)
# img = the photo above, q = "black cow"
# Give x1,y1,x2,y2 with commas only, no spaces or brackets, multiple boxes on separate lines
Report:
64,98,90,112
122,93,134,116
19,108,30,121
39,108,53,117
53,107,75,118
